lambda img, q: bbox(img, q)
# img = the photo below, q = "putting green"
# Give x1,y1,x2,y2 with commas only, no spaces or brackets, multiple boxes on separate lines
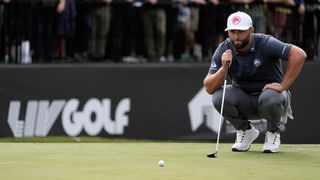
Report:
0,139,319,180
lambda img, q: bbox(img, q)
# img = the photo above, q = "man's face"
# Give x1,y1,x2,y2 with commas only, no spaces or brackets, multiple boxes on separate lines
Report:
228,29,252,50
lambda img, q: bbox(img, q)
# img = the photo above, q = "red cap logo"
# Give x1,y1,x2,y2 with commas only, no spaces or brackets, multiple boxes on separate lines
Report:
232,16,241,25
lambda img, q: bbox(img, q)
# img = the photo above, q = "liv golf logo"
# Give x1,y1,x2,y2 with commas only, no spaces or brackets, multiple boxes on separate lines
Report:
7,98,130,137
188,88,222,133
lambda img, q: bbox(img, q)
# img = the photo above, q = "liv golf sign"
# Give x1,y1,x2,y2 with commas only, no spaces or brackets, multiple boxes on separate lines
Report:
7,98,131,137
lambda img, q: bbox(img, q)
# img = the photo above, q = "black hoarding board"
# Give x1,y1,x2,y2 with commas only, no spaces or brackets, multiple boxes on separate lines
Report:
0,63,319,143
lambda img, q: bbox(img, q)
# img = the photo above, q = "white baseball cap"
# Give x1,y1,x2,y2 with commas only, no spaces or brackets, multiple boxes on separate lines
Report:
225,11,253,31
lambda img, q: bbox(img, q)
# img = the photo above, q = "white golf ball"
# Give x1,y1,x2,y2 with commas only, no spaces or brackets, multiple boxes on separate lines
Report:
158,160,165,167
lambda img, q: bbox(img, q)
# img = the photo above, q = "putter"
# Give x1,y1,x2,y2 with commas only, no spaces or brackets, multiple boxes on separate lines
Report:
207,62,229,158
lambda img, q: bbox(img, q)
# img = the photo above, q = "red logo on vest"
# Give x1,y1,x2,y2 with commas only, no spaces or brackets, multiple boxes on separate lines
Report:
232,16,241,25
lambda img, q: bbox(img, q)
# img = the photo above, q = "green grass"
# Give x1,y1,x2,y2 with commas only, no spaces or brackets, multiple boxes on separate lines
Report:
0,138,319,180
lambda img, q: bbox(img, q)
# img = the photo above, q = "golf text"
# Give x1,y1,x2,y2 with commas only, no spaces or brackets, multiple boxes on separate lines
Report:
7,98,131,137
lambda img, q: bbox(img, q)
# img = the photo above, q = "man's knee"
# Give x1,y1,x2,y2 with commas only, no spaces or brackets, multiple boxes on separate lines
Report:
212,90,223,111
258,89,286,113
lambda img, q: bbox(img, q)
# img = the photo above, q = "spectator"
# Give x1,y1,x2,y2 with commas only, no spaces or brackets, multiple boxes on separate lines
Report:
302,0,318,61
177,0,205,62
229,0,267,33
266,0,296,42
33,0,66,62
88,0,112,61
0,0,10,62
74,0,91,62
55,0,76,62
3,0,33,63
164,0,179,62
142,0,168,62
199,0,230,62
2,0,319,63
291,0,305,47
109,0,140,63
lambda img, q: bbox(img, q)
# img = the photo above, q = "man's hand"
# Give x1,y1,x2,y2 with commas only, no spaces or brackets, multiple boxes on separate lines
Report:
210,0,219,5
192,0,206,5
263,82,285,92
284,0,295,6
298,3,305,14
102,0,113,4
147,0,158,5
264,45,306,93
56,0,65,13
221,49,232,69
203,49,233,94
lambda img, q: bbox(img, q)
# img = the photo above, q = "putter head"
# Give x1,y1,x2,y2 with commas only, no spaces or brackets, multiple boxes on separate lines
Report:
207,152,217,158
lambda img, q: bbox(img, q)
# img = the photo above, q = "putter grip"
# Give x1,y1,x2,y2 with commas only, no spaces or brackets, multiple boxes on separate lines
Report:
224,62,230,81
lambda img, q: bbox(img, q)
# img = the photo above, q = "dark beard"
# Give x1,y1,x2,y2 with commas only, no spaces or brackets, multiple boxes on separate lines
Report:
232,38,250,50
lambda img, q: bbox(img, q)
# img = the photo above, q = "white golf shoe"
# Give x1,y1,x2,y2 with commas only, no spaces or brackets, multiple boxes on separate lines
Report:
262,131,280,153
232,126,259,152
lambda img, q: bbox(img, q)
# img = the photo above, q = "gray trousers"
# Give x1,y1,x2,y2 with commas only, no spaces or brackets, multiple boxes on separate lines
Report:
142,9,166,62
88,5,111,59
212,85,290,132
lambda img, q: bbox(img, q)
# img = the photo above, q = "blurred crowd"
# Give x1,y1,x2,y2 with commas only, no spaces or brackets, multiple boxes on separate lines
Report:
0,0,319,64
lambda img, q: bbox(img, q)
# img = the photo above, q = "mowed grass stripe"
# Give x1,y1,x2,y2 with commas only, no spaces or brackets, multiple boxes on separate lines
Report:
0,142,319,180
